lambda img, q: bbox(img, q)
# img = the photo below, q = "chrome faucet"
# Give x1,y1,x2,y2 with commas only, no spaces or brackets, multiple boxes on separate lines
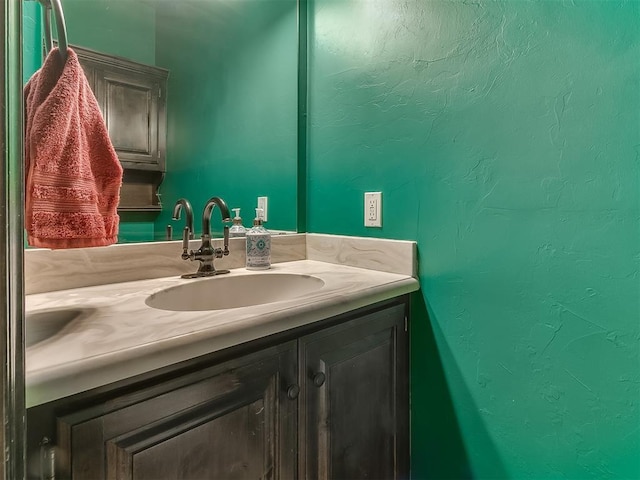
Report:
172,198,194,240
180,196,232,278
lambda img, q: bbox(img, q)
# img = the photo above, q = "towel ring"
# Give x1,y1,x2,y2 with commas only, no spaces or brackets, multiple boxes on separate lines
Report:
36,0,68,61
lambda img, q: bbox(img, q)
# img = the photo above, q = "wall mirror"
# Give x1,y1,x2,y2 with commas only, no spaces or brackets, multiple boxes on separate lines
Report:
1,2,303,475
23,0,302,245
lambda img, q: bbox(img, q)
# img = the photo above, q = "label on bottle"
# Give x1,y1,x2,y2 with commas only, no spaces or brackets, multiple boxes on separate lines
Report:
246,233,271,269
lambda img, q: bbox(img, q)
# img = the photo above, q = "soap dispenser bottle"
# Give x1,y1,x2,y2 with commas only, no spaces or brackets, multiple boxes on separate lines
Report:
246,208,271,270
229,208,247,237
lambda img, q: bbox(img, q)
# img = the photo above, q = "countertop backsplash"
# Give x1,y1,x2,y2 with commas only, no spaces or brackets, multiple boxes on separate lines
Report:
25,233,417,294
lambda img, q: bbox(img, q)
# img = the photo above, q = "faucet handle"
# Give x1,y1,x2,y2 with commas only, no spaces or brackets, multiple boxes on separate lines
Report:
223,225,230,256
181,226,191,259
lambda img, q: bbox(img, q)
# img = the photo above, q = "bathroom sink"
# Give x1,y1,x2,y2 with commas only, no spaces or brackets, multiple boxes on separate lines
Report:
146,273,325,312
26,308,91,347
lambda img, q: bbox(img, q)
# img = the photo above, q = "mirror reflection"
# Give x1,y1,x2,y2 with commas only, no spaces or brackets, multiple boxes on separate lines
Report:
23,0,299,245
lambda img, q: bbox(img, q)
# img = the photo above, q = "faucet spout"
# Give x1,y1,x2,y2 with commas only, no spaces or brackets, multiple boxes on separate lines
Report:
178,196,232,279
172,198,194,239
201,196,231,237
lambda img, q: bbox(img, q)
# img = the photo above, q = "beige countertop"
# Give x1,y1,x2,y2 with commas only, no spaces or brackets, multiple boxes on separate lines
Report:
26,242,419,408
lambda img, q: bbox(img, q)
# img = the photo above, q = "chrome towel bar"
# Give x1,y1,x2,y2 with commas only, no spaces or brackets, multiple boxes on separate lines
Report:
28,0,68,61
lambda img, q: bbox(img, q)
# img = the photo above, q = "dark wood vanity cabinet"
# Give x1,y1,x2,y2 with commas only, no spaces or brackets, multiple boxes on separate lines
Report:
27,298,409,480
300,303,409,479
29,342,297,480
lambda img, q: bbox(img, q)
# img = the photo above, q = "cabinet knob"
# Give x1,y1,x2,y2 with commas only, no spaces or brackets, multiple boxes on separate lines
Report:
40,437,56,480
312,372,326,387
287,384,300,400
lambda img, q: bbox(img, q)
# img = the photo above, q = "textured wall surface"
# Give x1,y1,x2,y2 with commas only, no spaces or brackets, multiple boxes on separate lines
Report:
307,0,640,478
24,0,156,81
22,2,41,82
62,0,156,65
154,1,298,238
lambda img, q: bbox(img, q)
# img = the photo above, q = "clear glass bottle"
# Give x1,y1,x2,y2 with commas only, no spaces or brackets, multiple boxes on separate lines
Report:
229,208,247,237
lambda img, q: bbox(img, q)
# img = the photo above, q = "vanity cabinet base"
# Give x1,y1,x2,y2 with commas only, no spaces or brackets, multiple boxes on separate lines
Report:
300,302,409,479
27,297,409,480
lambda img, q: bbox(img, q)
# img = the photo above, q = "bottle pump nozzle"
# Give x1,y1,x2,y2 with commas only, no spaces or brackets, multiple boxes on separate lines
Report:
254,208,264,226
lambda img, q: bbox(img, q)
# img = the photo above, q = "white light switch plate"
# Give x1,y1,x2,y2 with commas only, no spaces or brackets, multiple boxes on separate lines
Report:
364,192,382,227
257,196,268,222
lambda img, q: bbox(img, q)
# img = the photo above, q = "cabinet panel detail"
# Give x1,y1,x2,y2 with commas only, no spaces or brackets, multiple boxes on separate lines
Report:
50,342,296,480
107,383,276,480
105,80,153,155
300,303,409,480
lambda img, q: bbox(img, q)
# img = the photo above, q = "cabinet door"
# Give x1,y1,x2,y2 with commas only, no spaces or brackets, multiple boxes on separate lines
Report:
54,342,297,480
94,67,166,171
299,303,409,480
76,47,168,173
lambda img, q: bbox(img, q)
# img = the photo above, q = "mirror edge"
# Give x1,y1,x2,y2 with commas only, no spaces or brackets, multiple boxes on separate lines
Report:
297,0,308,234
2,0,27,478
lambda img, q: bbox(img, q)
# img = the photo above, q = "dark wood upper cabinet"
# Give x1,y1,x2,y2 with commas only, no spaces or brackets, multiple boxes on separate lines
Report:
74,45,169,212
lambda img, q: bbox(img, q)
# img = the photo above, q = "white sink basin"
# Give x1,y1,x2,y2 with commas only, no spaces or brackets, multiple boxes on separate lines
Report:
26,308,92,347
145,273,325,312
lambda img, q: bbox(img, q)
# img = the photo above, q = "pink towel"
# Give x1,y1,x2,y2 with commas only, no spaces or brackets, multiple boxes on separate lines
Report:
24,47,123,249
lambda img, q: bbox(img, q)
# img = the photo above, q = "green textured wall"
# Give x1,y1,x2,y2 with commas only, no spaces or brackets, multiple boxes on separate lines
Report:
154,1,298,238
62,0,156,65
307,0,640,478
22,2,41,82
